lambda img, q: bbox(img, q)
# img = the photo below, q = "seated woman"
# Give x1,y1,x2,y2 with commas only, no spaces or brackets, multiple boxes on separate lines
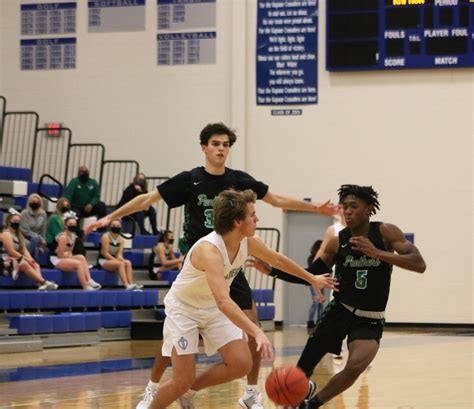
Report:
1,209,58,290
20,194,47,262
98,220,143,290
45,197,71,254
148,230,183,280
51,212,101,291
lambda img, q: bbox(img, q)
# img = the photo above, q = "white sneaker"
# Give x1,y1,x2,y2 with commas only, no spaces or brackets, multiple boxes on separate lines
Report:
88,279,101,289
126,284,137,290
134,283,144,289
239,390,263,409
85,284,99,291
178,390,196,409
38,280,59,291
136,384,157,409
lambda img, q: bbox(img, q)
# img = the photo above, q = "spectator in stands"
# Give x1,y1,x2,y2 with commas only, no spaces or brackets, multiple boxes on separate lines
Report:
20,193,47,262
1,210,58,290
149,230,183,280
117,173,159,236
51,211,101,291
65,165,106,220
45,197,70,253
98,220,143,290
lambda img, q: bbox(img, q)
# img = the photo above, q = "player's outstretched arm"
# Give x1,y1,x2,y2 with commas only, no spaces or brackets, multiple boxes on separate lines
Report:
85,190,161,234
350,223,426,273
262,191,337,216
196,243,274,360
248,235,338,301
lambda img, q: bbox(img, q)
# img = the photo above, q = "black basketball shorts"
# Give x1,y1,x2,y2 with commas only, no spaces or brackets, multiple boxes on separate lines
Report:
229,269,254,310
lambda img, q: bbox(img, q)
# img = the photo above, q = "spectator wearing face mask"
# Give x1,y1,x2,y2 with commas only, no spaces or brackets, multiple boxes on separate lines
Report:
45,197,71,252
116,173,159,235
20,194,47,261
65,165,107,220
1,210,58,290
148,230,183,280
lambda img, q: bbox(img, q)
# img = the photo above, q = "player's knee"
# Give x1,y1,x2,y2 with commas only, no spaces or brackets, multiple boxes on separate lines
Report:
233,347,253,377
343,361,367,379
232,356,252,378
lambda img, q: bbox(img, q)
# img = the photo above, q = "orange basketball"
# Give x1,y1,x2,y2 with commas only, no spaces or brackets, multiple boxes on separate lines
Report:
265,365,309,406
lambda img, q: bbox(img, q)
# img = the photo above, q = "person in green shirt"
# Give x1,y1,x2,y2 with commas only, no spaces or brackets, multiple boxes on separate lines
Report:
65,165,106,219
45,197,70,250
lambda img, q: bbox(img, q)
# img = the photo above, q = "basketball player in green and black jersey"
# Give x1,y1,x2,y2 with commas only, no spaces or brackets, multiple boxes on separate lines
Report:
251,185,426,409
86,122,335,409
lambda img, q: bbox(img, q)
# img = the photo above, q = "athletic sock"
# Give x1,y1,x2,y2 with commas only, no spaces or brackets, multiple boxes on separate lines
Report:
148,380,159,390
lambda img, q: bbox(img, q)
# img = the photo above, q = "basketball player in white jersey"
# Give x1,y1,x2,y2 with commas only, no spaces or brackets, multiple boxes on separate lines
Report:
149,189,338,409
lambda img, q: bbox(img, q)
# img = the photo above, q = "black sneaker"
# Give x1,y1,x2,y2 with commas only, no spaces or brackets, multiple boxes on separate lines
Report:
304,396,322,408
297,380,318,408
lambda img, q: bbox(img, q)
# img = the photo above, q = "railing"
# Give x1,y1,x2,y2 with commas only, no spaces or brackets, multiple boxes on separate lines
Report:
66,143,105,184
38,174,63,202
146,176,170,231
0,111,39,168
31,127,72,185
100,160,140,207
0,96,6,147
244,227,280,291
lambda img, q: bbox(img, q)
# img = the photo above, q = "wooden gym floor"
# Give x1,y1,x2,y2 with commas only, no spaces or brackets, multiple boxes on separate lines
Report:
0,327,472,408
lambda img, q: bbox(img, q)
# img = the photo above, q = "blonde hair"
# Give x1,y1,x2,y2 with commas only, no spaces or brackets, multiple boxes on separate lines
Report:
27,193,45,213
213,189,256,235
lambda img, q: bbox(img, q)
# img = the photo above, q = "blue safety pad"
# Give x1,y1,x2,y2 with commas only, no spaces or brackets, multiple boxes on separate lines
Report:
101,310,132,328
143,290,158,306
123,251,146,267
132,235,157,249
84,232,102,247
257,305,275,321
27,183,61,197
160,269,179,284
84,312,101,331
0,166,32,182
14,196,28,208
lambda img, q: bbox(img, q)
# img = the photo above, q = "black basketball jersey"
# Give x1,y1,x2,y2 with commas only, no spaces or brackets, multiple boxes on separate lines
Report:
157,166,269,252
333,222,393,312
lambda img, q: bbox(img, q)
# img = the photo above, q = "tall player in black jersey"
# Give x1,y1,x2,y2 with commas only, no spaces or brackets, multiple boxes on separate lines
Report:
252,185,426,408
86,123,335,409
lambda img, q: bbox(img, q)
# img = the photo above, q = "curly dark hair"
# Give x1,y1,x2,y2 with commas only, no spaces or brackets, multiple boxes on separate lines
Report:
338,184,380,215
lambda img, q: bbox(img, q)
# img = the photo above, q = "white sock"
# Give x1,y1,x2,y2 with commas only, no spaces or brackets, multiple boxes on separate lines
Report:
148,380,159,390
246,385,259,393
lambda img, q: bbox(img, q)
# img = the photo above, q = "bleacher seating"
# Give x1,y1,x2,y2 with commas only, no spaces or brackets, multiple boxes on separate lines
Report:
6,310,135,335
0,268,119,288
252,289,276,321
0,94,279,350
0,289,158,310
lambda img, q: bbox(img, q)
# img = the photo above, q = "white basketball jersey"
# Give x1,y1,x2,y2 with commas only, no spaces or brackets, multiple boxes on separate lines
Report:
166,231,248,308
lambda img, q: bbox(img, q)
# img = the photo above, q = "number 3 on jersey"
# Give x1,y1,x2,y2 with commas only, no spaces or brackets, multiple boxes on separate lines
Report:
355,270,368,289
204,208,214,228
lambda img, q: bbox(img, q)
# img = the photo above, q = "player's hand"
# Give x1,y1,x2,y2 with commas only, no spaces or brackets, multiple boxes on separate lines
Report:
310,274,338,302
349,236,379,258
314,200,338,216
254,330,274,361
245,257,272,275
84,215,110,235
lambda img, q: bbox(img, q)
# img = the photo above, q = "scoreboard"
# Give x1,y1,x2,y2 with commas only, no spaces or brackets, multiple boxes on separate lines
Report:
326,0,474,71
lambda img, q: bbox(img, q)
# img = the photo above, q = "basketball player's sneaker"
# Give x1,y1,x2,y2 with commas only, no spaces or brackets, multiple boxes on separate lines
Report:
177,390,196,409
296,380,318,408
239,389,264,408
135,383,157,409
